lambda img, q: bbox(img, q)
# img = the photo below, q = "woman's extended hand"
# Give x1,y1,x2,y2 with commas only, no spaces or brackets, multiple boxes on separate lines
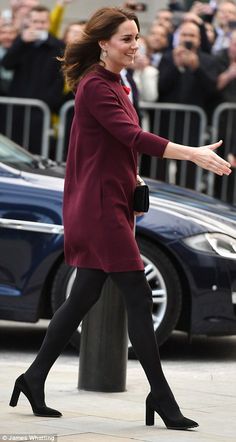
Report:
191,140,231,176
164,139,231,176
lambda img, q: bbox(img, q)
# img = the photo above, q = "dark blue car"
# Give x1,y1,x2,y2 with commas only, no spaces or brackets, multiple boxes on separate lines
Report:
1,134,236,349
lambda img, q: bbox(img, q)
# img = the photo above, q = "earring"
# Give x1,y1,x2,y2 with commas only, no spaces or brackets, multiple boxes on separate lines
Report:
102,49,108,58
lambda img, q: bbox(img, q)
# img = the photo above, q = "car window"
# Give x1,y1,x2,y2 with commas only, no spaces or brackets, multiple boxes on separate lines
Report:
0,134,36,168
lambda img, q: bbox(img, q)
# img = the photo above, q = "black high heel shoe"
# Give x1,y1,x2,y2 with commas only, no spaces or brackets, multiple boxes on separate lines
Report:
9,374,62,417
145,392,198,430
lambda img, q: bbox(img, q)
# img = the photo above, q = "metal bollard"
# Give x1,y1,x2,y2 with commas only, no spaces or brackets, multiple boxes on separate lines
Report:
78,276,128,392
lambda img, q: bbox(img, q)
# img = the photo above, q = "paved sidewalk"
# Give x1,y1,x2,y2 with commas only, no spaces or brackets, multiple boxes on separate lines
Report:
1,340,236,442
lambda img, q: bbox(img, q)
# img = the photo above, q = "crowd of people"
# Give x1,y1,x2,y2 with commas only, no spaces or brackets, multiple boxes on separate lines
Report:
0,0,236,166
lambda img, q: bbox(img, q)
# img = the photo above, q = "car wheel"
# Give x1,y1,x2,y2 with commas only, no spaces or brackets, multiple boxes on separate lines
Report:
136,236,183,346
51,262,79,351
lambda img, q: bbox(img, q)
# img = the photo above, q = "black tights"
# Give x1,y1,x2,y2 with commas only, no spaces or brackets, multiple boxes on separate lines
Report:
25,268,178,415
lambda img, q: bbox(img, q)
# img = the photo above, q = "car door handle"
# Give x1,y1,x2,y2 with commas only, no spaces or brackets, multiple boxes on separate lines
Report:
0,218,64,234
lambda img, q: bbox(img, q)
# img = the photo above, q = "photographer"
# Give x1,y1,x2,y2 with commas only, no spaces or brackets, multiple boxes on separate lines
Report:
217,28,236,98
157,21,220,187
146,24,170,68
212,0,236,53
159,21,219,115
0,19,17,96
216,29,236,167
1,5,64,155
0,17,18,136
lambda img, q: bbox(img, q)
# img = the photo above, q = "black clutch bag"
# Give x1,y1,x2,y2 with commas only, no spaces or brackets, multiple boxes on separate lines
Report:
133,184,149,212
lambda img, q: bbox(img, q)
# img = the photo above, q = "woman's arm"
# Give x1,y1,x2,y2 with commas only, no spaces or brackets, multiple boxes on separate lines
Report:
84,77,231,177
164,140,231,176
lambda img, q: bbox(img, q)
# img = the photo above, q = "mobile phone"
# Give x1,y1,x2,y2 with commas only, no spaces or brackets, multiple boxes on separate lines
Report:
229,20,236,30
35,30,48,41
127,2,147,12
184,41,193,50
202,14,214,24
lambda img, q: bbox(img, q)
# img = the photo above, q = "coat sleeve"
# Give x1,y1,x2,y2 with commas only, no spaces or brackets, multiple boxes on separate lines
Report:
158,54,181,97
193,55,218,96
36,47,65,112
1,37,34,69
82,77,169,157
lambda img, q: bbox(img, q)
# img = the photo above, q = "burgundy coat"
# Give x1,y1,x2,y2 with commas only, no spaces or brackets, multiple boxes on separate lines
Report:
63,65,169,272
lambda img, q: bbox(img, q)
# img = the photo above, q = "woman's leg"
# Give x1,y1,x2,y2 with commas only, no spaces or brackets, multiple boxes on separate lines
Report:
109,270,184,419
24,268,107,405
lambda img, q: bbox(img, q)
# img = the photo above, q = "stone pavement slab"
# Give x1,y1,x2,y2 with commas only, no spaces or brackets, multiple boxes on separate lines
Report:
0,324,236,442
1,358,236,442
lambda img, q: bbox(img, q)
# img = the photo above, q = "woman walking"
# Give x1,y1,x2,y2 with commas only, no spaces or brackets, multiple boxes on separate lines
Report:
9,7,231,431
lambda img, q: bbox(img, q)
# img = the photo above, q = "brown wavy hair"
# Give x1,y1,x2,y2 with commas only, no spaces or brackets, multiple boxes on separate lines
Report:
61,7,140,91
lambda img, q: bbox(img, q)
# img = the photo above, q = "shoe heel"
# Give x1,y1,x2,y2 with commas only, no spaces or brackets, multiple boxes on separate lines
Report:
146,402,155,426
9,384,21,407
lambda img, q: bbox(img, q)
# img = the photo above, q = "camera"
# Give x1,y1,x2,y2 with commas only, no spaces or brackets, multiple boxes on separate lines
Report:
229,20,236,30
184,41,194,50
126,2,147,12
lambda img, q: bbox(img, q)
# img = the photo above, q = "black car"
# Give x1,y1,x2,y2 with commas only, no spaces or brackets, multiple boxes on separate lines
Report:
0,134,236,350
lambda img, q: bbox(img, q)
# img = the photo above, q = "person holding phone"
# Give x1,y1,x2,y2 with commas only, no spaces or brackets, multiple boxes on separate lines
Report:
216,29,236,167
159,21,219,125
9,7,231,432
157,20,221,186
1,5,64,154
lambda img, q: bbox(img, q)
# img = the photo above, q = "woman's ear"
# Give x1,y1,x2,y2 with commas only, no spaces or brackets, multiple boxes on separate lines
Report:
98,40,107,51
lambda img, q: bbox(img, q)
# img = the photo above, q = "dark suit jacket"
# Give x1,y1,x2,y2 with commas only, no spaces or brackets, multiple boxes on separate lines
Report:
158,49,219,112
2,34,64,112
215,49,236,102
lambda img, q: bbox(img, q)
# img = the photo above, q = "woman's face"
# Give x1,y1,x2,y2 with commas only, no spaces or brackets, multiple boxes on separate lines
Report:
100,19,139,73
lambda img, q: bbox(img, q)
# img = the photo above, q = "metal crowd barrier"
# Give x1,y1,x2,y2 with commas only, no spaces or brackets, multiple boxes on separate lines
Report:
0,97,51,157
56,99,74,162
210,103,236,204
139,102,208,191
2,96,236,204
